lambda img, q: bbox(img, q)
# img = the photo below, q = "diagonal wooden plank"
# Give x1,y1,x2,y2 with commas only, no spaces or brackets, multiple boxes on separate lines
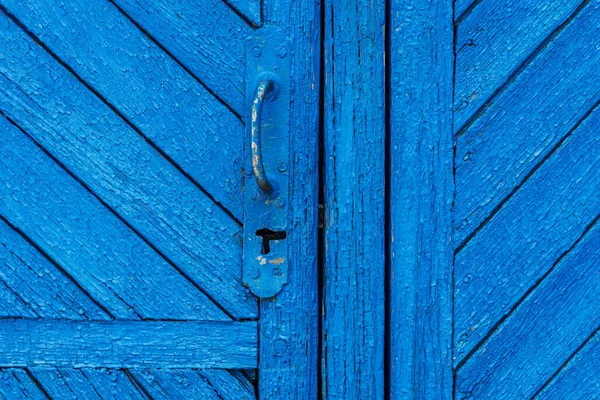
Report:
0,320,257,369
112,0,251,115
31,368,147,399
225,0,262,27
0,13,257,319
454,0,600,247
536,330,600,400
454,0,479,23
454,0,584,131
454,106,600,365
456,219,600,399
0,369,48,399
131,369,255,399
0,218,110,321
1,0,244,219
0,117,228,321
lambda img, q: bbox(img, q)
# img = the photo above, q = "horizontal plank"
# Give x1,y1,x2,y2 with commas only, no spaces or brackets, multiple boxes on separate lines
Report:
32,368,147,399
112,0,251,114
454,0,600,246
131,369,255,400
0,218,109,321
0,369,47,399
2,0,244,218
0,320,257,369
0,117,228,321
455,0,583,131
456,219,600,398
0,13,257,319
454,106,600,364
537,330,600,399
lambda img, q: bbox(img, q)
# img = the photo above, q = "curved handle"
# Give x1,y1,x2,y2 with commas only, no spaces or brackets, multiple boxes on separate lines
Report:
251,77,278,195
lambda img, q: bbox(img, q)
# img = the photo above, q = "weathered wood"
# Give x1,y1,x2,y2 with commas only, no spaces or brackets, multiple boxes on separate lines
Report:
258,1,320,399
130,369,255,400
111,0,251,114
0,320,257,369
2,0,244,218
0,13,257,319
0,117,228,321
454,0,600,246
454,107,600,365
0,217,109,321
322,0,385,398
455,0,583,131
0,369,47,399
32,368,147,399
537,330,600,399
227,0,262,27
456,218,600,398
388,0,454,398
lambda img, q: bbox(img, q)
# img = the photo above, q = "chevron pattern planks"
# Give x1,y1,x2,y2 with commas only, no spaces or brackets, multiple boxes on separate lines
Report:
0,0,265,397
454,0,600,398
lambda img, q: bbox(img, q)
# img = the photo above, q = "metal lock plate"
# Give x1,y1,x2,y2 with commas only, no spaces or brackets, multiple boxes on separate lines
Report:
242,26,290,299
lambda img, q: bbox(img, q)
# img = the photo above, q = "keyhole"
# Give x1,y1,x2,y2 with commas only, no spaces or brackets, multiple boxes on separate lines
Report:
256,228,287,254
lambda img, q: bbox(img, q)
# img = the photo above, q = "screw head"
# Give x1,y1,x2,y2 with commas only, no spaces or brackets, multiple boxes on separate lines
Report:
251,46,262,57
273,339,288,354
277,162,288,172
273,268,283,277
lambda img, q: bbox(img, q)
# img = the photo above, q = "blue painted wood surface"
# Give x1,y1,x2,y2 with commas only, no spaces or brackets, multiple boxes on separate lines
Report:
453,0,600,397
322,1,386,399
257,2,320,399
388,0,454,398
0,0,319,398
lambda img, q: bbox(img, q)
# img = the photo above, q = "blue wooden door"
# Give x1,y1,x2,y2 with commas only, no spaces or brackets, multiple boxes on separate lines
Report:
453,0,600,398
0,1,319,398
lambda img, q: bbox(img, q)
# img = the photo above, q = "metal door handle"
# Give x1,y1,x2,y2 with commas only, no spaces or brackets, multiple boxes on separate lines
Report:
251,77,278,195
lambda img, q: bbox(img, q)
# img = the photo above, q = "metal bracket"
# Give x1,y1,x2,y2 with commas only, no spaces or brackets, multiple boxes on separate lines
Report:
242,26,290,299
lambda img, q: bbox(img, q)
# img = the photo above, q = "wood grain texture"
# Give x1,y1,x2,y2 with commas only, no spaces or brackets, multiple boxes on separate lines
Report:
0,320,257,369
454,0,583,131
454,0,600,247
454,107,600,365
537,330,600,400
112,0,251,115
0,217,109,321
456,218,600,398
131,369,255,400
258,2,320,399
388,0,454,397
0,116,231,321
32,368,147,399
454,0,477,23
322,0,385,398
227,0,262,27
0,369,47,399
1,0,245,217
0,13,258,319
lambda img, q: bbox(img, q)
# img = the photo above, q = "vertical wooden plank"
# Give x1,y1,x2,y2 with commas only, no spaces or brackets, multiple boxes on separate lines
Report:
322,1,386,399
388,0,454,398
258,1,320,399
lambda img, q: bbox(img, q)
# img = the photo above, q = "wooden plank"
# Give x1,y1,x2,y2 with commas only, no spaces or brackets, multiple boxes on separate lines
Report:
0,218,109,321
0,14,257,319
454,0,477,23
111,0,252,114
0,320,257,369
454,107,600,365
2,0,244,218
257,2,320,399
0,117,228,321
454,0,600,246
537,330,600,400
322,0,385,398
388,0,454,398
456,219,600,398
131,369,255,400
227,0,262,27
0,369,48,399
32,368,147,399
455,0,583,131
